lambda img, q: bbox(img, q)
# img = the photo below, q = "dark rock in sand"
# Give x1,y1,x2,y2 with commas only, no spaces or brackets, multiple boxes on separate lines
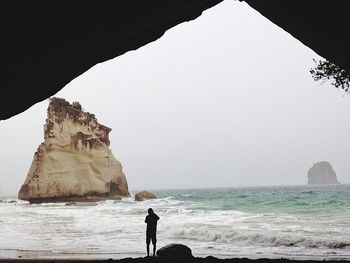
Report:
157,243,193,259
135,191,157,201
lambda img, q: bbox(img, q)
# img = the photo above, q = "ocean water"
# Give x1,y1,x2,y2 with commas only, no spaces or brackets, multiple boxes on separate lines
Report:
0,185,350,260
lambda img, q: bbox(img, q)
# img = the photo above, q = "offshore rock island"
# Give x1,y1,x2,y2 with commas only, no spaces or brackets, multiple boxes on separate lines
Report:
18,98,130,203
307,161,340,185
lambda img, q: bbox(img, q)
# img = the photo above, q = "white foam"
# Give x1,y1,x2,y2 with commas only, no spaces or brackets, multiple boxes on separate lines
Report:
0,196,350,259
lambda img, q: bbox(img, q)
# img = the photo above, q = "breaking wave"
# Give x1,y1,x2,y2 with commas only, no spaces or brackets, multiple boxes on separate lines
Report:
1,185,350,259
165,224,350,249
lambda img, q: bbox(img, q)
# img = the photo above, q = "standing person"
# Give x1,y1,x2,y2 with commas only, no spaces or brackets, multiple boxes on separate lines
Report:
145,208,160,257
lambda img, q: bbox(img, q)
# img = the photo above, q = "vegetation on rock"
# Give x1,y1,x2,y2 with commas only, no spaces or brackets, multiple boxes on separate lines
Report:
49,97,96,121
310,59,350,92
51,97,70,112
71,101,82,111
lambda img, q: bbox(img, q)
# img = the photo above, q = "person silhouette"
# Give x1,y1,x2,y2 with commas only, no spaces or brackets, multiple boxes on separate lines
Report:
145,208,160,257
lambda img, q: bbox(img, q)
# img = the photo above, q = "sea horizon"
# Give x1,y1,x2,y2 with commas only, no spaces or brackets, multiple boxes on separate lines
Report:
2,183,349,201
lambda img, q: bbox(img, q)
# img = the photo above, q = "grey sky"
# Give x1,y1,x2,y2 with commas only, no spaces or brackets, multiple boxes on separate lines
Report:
1,1,350,195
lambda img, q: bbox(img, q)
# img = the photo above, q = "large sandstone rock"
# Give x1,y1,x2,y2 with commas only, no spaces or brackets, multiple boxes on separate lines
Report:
307,161,340,185
134,191,157,201
157,244,193,259
18,98,130,203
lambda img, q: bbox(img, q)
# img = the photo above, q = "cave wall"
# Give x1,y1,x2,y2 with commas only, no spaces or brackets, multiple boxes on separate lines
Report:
1,1,349,120
244,1,350,73
0,1,223,120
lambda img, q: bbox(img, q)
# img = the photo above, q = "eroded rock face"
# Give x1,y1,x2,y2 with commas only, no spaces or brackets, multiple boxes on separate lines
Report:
18,98,130,203
135,191,157,201
308,161,340,185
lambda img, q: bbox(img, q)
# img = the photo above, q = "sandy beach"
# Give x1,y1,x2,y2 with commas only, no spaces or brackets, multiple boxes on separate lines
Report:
1,257,350,263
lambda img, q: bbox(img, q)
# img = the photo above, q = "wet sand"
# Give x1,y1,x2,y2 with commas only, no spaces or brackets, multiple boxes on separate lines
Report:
1,257,350,263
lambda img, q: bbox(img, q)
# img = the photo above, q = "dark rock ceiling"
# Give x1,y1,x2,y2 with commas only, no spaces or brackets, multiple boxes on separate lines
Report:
1,1,349,120
244,1,350,74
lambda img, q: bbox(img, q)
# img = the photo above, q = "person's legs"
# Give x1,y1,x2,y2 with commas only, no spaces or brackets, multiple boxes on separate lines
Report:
146,236,151,257
152,236,157,256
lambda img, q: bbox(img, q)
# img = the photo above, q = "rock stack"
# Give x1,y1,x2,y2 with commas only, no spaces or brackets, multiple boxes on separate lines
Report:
18,98,130,203
307,161,340,185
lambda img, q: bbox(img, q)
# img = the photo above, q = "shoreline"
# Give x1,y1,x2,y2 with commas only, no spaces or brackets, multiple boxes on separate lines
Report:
2,249,349,262
1,257,350,263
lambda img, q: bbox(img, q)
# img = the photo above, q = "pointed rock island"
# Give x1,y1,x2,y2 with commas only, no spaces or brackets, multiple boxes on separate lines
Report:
18,98,130,203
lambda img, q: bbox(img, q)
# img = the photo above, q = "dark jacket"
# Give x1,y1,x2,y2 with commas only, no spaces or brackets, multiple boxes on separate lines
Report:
145,213,160,236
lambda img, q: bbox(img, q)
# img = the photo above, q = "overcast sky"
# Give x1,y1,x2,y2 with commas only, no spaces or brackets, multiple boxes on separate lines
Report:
1,1,350,195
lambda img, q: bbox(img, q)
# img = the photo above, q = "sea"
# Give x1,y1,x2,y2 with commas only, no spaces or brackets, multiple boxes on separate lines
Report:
0,185,350,260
